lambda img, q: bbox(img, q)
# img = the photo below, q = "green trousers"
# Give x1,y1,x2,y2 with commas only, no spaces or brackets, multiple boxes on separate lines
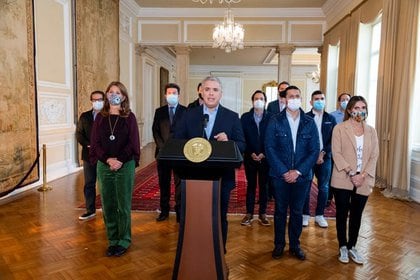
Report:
97,160,135,248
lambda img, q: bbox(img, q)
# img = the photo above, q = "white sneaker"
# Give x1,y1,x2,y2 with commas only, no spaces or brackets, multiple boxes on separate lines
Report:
315,215,328,228
302,215,310,227
338,246,349,263
349,247,365,265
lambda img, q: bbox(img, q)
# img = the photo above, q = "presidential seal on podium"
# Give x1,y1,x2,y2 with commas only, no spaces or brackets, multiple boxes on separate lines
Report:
183,137,212,163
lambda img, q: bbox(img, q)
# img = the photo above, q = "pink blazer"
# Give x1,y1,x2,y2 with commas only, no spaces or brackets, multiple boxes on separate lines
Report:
331,120,379,196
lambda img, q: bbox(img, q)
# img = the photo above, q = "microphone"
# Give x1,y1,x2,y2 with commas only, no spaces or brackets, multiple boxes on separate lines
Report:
202,114,209,138
203,114,209,128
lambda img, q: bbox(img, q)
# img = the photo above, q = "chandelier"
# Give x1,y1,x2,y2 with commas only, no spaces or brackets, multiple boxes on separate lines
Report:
192,0,241,4
212,9,245,53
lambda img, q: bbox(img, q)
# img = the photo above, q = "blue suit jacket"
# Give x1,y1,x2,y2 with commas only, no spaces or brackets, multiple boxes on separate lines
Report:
267,100,280,114
305,110,337,158
265,109,319,181
240,108,272,156
174,104,246,185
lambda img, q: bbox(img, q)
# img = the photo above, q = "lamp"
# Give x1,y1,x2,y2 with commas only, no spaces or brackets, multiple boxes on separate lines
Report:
192,0,241,4
212,8,244,53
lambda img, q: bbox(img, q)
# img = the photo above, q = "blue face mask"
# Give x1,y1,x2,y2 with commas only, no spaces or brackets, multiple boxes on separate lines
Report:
340,101,348,110
166,94,179,106
108,93,122,106
313,100,325,111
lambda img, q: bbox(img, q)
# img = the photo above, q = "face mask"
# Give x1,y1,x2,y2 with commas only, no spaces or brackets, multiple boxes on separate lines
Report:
92,100,104,111
287,98,301,112
313,100,325,111
108,93,122,106
166,94,179,106
351,111,367,122
253,100,265,110
340,101,348,110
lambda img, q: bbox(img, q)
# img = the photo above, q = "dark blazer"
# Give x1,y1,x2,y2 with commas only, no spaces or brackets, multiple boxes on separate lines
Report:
306,110,337,158
152,104,187,158
267,99,280,114
187,98,201,109
265,108,319,182
241,108,272,156
76,109,95,161
174,105,246,183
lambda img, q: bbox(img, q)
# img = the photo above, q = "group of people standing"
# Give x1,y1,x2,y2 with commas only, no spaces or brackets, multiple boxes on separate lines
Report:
76,76,378,266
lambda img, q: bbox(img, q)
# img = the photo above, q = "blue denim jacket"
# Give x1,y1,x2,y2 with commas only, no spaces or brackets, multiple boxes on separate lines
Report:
265,109,319,182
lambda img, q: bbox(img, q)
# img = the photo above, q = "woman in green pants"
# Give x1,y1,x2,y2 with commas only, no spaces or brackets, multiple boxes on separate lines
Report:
90,81,140,257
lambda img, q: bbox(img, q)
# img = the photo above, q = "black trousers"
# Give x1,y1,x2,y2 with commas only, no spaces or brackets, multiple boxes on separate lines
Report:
333,187,368,249
243,157,269,215
157,160,181,215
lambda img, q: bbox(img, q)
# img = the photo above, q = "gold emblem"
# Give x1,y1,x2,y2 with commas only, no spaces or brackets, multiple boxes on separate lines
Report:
183,137,212,163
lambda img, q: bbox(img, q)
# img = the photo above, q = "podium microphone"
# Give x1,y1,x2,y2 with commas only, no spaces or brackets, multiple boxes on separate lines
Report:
202,114,209,138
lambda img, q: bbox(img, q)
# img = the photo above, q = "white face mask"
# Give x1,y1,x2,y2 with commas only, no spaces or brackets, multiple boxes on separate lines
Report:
92,100,104,111
287,98,301,111
253,99,265,110
166,94,179,106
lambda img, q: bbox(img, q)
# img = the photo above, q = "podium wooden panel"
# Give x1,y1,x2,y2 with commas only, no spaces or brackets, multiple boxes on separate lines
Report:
173,180,227,280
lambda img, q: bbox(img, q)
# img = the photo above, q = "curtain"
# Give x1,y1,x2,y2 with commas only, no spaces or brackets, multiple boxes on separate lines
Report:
377,0,419,199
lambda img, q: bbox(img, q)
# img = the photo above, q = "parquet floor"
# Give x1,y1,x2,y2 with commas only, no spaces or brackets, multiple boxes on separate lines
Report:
0,143,419,279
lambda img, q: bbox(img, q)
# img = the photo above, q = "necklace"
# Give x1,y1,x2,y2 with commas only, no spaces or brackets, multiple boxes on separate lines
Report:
108,115,120,141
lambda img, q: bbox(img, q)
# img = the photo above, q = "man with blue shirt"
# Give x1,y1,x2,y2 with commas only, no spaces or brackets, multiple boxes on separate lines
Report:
302,90,337,228
174,76,246,253
330,92,351,124
265,85,319,261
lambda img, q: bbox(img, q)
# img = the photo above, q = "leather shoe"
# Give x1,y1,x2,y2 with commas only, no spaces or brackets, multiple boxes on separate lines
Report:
106,246,117,257
114,245,127,257
289,247,306,260
272,246,284,259
156,213,169,222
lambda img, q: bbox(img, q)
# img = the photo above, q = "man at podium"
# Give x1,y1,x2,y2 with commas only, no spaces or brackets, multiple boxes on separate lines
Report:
174,76,245,253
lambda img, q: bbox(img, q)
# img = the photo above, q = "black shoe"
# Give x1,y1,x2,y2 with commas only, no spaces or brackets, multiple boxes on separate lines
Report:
79,212,96,221
114,245,127,257
156,213,169,222
289,247,306,260
272,246,284,259
106,246,117,257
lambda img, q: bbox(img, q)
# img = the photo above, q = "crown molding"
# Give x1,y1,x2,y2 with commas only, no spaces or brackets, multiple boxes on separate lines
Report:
138,7,325,18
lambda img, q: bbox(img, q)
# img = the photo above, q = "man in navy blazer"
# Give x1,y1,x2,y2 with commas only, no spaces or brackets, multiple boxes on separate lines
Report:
265,85,319,261
174,76,246,252
267,81,289,114
153,83,187,222
302,90,337,228
240,90,272,227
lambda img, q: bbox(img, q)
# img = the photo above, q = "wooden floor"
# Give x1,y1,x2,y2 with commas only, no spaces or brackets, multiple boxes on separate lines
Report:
1,143,419,280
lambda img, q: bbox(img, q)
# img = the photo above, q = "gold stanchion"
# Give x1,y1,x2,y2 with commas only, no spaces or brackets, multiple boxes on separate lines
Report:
38,144,52,192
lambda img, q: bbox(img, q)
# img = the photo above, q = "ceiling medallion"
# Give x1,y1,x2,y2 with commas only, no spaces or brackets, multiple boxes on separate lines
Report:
192,0,241,4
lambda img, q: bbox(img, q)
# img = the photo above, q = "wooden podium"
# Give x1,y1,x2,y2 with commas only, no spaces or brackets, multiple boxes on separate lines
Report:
158,139,242,280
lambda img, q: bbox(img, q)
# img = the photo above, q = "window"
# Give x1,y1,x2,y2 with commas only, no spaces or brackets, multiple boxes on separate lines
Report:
326,43,340,112
355,17,382,127
266,86,278,104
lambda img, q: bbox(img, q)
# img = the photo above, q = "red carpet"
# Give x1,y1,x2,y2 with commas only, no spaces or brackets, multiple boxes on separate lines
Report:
93,161,336,217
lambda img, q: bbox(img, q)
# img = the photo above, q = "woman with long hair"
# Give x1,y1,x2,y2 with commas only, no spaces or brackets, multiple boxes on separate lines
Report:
90,81,140,257
331,95,379,265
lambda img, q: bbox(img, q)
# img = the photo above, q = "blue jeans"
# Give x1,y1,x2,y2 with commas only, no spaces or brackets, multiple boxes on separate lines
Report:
272,178,310,249
83,160,97,214
303,157,331,216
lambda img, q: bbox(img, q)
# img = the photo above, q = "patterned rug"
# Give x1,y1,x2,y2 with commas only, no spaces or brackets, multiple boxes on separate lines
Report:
90,161,336,217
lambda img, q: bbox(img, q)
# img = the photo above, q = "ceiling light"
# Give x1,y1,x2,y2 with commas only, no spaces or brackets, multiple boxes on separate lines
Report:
212,8,244,53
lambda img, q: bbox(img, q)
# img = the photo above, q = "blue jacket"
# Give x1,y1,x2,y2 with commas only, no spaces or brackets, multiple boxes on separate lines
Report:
265,109,319,181
241,108,272,156
305,110,337,159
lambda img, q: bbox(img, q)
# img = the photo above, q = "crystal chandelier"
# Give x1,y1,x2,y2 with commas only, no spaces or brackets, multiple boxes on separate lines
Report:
212,9,245,53
192,0,241,4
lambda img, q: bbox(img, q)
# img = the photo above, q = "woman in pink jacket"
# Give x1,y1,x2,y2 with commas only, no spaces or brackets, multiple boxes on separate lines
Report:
331,95,379,265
